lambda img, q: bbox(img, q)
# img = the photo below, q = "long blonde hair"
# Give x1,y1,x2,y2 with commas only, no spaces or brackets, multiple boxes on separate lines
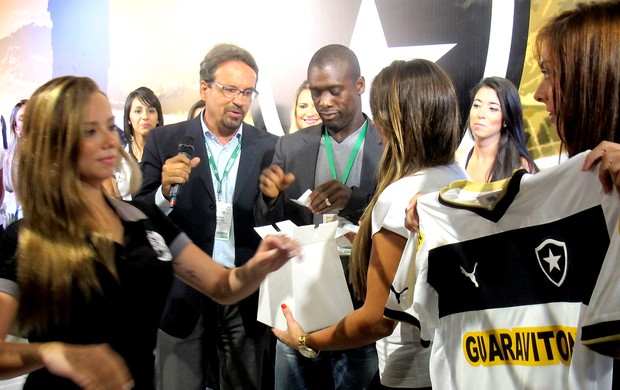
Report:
349,60,460,300
3,99,28,192
288,80,310,134
15,76,141,333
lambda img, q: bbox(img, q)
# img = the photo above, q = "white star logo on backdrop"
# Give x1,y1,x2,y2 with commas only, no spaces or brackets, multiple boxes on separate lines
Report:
259,0,457,135
349,0,455,115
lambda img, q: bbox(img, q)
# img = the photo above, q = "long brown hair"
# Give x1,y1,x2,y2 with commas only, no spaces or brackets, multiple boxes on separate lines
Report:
349,59,460,300
534,0,620,157
15,76,140,333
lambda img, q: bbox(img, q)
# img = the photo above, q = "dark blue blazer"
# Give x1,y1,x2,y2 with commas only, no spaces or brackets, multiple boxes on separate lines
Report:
135,116,278,338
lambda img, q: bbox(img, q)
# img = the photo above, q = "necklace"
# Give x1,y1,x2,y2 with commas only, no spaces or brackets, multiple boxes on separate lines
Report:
131,141,143,161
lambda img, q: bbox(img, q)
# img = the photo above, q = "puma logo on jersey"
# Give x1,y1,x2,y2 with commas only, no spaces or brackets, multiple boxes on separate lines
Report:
390,285,409,304
460,263,479,287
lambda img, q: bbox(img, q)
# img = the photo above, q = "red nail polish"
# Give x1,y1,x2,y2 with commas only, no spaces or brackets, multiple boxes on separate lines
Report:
281,303,287,309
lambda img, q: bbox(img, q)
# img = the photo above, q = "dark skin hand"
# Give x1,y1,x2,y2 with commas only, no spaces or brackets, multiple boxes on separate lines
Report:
258,164,353,214
307,179,352,215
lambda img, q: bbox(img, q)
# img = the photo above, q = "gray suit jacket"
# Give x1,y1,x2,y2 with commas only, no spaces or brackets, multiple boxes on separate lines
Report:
254,118,382,227
135,116,278,337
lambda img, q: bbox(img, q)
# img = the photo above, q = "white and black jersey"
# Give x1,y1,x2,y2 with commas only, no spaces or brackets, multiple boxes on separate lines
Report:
385,152,619,389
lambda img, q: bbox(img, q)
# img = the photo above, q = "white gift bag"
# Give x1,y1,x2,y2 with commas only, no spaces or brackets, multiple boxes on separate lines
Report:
255,220,354,332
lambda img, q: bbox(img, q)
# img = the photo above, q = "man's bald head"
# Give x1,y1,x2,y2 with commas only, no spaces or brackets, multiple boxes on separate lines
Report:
308,44,361,82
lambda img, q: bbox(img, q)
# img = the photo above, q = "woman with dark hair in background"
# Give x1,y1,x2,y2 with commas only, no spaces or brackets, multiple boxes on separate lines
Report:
124,87,163,163
464,76,538,182
105,87,164,199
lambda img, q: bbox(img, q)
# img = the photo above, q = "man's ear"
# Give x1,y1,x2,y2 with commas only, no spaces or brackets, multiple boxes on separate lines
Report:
357,76,366,95
199,80,210,100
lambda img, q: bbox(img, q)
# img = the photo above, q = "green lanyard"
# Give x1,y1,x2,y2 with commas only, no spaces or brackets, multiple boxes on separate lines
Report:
205,138,242,201
324,120,368,185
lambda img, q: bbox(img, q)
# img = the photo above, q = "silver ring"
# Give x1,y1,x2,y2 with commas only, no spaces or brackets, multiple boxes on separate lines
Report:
325,198,332,207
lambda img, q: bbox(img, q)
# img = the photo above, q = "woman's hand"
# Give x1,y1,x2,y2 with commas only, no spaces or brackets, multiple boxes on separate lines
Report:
40,342,133,390
271,304,307,350
251,235,300,275
583,141,620,197
404,192,424,233
173,235,299,306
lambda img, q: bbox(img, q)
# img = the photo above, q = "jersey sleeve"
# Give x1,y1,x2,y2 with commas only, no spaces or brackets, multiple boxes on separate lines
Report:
581,212,620,358
128,199,192,258
384,229,422,326
371,182,410,238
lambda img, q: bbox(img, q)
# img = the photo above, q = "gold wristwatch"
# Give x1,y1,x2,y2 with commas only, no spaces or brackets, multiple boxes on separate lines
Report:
298,334,319,358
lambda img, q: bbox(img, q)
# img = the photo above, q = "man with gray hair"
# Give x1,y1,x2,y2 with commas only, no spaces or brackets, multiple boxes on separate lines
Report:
137,43,278,390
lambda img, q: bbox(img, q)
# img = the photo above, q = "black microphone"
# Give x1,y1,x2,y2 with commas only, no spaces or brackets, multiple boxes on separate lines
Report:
169,136,194,207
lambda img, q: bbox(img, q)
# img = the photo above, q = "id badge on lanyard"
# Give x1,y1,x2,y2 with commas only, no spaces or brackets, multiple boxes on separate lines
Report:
206,138,241,241
215,201,233,240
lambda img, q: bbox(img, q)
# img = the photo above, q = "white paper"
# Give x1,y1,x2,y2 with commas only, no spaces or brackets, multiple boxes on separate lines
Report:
255,220,354,332
290,189,312,207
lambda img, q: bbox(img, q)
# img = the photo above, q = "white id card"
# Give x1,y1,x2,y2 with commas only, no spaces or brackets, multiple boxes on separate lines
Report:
215,202,233,240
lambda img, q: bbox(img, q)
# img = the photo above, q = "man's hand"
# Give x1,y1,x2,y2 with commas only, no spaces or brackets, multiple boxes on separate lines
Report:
583,141,620,198
258,165,295,202
308,180,352,215
161,155,200,198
